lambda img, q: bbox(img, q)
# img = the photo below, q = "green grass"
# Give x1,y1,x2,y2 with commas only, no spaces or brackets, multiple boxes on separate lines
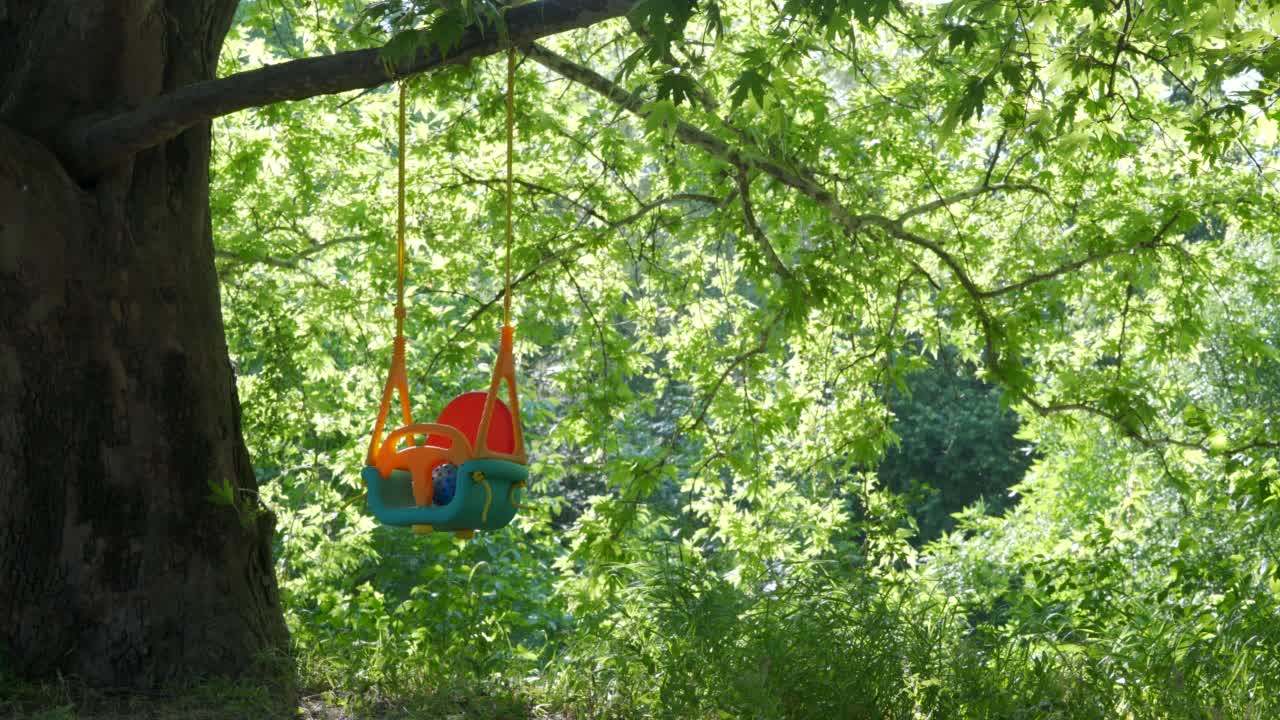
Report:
0,661,535,720
5,554,1277,720
0,675,289,720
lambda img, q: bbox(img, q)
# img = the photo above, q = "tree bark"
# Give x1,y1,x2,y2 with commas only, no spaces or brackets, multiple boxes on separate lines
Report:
0,0,288,685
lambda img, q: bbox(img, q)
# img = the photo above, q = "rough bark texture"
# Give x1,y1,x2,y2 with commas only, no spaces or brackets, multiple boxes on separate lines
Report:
0,0,288,685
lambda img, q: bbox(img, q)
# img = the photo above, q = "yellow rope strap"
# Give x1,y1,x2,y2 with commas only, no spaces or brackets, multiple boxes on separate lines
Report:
508,480,530,511
473,471,493,524
503,47,516,327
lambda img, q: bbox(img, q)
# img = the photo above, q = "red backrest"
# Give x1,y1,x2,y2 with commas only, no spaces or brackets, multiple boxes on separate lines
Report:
427,391,516,454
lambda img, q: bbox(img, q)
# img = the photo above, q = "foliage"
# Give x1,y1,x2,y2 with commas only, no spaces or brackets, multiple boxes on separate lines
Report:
0,654,297,720
878,348,1033,542
204,0,1280,716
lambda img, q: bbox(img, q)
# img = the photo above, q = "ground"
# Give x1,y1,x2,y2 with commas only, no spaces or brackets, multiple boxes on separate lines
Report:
0,671,537,720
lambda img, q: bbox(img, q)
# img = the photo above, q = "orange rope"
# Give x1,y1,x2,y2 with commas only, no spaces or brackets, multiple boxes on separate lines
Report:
367,81,413,465
503,47,515,327
396,81,408,340
372,57,522,466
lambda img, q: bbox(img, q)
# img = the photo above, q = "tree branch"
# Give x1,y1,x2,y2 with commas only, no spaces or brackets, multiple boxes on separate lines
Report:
421,190,721,377
978,210,1181,298
894,181,1048,224
736,167,792,278
215,248,300,271
607,192,725,228
529,42,1003,369
526,43,843,220
60,0,636,179
442,169,613,226
530,42,1277,470
535,44,1100,422
981,129,1007,189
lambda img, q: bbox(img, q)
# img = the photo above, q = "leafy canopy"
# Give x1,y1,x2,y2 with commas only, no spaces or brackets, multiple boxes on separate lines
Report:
212,0,1278,715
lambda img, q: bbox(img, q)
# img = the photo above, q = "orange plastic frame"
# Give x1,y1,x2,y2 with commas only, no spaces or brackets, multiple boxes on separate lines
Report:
366,325,527,506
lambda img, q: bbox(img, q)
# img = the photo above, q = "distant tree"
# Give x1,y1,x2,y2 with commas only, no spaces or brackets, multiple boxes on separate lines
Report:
879,350,1032,542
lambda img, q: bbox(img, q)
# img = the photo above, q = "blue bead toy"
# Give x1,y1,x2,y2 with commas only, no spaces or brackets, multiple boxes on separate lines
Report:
432,463,458,506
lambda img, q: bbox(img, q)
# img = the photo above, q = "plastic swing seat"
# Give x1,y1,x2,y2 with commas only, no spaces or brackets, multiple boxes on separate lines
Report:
363,326,529,537
361,457,525,532
365,68,529,537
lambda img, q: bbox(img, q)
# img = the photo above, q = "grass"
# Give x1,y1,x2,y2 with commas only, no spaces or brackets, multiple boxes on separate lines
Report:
0,676,290,720
5,557,1277,720
0,666,536,720
0,646,301,719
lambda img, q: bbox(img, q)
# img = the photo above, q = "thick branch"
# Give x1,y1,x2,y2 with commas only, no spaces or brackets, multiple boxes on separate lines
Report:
61,0,635,179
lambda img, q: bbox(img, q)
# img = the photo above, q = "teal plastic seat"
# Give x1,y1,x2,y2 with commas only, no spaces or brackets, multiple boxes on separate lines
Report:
364,327,528,536
362,458,527,531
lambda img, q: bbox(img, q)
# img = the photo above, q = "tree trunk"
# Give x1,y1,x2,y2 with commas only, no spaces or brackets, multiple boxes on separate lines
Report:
0,0,288,686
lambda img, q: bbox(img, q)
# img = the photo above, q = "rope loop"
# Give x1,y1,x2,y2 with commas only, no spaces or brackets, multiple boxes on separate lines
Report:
473,471,493,524
508,480,530,511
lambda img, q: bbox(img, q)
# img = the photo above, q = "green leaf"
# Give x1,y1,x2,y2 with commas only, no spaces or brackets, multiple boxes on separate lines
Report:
422,8,469,56
729,67,769,109
942,75,992,135
655,71,700,106
207,478,236,507
850,0,894,25
378,28,429,69
630,0,698,59
945,23,979,52
703,0,725,39
641,99,680,136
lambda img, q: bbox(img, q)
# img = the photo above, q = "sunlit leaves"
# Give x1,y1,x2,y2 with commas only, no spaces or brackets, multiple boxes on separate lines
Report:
941,74,993,136
214,0,1280,712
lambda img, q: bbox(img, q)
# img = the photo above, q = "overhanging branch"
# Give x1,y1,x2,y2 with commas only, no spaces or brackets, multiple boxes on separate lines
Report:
528,43,1273,468
60,0,635,179
525,43,842,216
528,42,1001,354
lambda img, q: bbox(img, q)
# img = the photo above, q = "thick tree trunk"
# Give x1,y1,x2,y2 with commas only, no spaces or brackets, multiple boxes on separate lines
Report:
0,1,288,685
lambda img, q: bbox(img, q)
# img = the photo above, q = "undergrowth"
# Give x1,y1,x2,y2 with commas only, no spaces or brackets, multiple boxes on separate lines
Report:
0,658,294,720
